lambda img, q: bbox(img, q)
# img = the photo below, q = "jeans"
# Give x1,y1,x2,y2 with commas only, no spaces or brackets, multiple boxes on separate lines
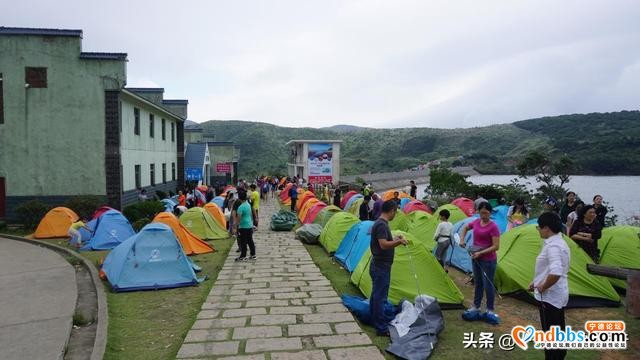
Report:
238,228,255,258
434,240,451,267
291,198,297,212
472,258,497,311
369,261,391,334
539,301,567,359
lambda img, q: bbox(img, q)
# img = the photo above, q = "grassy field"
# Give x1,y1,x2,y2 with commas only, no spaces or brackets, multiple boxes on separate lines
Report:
37,236,233,360
303,242,639,360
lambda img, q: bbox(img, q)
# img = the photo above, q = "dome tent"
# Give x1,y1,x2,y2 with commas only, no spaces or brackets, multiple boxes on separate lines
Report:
408,204,467,250
494,224,620,308
403,200,431,215
451,197,475,217
350,231,464,307
80,209,136,251
102,223,205,292
319,212,360,253
153,212,214,255
180,207,228,240
340,190,359,209
303,202,327,224
334,221,374,272
598,226,640,290
313,205,342,227
34,207,79,239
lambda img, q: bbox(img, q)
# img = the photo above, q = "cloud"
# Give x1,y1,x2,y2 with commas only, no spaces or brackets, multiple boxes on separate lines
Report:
3,0,639,128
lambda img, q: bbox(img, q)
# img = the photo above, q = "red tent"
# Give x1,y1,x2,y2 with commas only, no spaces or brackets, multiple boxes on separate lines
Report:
92,206,115,220
303,203,327,224
280,183,294,202
451,197,475,216
297,191,316,211
340,190,358,209
403,200,432,214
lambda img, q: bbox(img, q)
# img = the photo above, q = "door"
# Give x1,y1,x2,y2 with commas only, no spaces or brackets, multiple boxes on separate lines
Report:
0,177,5,218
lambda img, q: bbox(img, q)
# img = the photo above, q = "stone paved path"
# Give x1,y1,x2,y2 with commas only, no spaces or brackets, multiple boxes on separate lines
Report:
177,199,385,360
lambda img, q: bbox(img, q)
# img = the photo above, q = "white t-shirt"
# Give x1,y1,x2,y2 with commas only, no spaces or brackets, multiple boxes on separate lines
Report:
433,221,453,243
534,232,570,309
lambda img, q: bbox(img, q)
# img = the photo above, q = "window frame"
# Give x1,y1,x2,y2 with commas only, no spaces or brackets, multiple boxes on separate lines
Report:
170,122,175,142
134,108,140,135
172,162,176,181
150,163,155,186
134,165,141,189
25,67,47,88
0,73,4,124
149,114,154,138
161,118,166,140
162,163,167,184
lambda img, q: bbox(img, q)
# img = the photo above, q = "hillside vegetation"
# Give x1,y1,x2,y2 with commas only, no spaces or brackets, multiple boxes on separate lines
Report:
200,111,640,177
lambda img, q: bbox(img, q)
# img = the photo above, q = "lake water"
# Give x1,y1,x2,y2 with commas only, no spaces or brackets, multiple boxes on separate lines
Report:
417,175,640,224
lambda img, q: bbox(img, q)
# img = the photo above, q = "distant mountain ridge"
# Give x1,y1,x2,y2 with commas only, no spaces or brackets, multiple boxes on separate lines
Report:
199,111,640,177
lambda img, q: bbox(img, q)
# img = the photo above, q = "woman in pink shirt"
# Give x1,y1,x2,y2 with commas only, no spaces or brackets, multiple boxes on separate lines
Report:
460,202,501,323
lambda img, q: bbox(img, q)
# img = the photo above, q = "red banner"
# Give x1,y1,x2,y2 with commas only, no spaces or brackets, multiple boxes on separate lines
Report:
216,162,231,173
308,175,332,184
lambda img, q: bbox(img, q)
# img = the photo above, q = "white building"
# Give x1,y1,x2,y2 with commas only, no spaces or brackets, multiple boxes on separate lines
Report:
286,140,342,184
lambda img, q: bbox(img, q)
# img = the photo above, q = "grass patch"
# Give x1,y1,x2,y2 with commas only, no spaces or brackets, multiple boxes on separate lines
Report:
304,242,639,359
46,237,233,360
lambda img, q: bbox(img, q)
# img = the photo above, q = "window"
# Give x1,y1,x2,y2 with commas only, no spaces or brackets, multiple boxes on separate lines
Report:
25,67,47,88
162,163,167,184
149,114,154,138
172,162,176,181
171,122,175,142
134,108,140,135
161,118,166,140
0,73,4,124
150,164,155,186
134,165,141,189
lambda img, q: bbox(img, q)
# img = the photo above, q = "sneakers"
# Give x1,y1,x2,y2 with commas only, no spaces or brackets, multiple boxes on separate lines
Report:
249,255,257,260
234,257,248,262
235,248,241,253
462,306,482,321
483,311,501,325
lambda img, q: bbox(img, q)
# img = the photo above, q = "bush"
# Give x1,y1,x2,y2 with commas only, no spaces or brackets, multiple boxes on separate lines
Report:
15,200,51,230
132,218,151,232
122,201,165,223
64,195,106,220
155,190,167,200
0,220,6,230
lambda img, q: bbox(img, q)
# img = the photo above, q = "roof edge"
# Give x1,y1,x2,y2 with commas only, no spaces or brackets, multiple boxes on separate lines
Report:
0,26,83,37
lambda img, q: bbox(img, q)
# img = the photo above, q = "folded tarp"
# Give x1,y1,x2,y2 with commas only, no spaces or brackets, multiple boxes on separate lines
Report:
270,210,299,231
387,295,445,360
295,223,323,244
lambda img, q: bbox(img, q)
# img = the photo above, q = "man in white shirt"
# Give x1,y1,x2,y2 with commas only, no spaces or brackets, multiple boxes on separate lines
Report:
529,212,570,360
433,209,454,272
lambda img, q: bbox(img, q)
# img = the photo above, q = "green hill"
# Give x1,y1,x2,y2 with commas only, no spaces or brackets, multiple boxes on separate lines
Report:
200,111,640,177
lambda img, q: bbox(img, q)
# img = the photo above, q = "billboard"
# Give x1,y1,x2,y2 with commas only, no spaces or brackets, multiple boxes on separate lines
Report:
308,143,333,184
216,162,231,173
185,168,203,181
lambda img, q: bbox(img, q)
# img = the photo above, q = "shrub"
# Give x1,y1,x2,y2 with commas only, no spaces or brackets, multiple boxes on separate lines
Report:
132,218,151,232
122,201,165,223
156,190,167,200
64,195,106,220
0,220,6,230
15,200,51,230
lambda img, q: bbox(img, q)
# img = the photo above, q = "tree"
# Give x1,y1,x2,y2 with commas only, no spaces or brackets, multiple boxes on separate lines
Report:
428,168,470,196
517,150,573,201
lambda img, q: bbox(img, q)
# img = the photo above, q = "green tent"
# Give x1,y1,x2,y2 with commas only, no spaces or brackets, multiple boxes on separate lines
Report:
319,212,360,253
599,226,640,290
389,209,410,232
350,230,464,306
495,224,620,308
314,205,342,227
270,210,299,231
408,204,467,250
407,210,432,223
347,198,364,217
180,207,228,240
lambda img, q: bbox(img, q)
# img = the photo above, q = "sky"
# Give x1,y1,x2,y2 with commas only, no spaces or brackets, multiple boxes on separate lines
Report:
2,0,639,128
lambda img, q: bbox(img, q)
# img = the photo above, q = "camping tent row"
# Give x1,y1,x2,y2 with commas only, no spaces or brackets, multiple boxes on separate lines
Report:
315,202,629,308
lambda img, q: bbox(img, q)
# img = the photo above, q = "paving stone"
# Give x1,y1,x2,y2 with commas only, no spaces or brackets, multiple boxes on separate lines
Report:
216,279,251,285
223,308,267,318
250,287,296,294
250,314,297,326
229,294,272,302
232,326,282,339
334,322,362,334
245,299,289,308
274,292,308,299
192,317,247,329
218,355,265,360
309,290,338,298
245,337,303,353
202,302,242,310
303,297,343,306
326,346,385,360
269,306,313,315
314,303,349,313
269,281,307,288
176,341,239,358
271,350,327,360
250,277,283,283
313,333,371,348
287,323,333,336
299,286,334,292
303,313,354,323
196,310,221,319
233,282,267,290
306,280,331,286
184,329,230,342
228,289,248,296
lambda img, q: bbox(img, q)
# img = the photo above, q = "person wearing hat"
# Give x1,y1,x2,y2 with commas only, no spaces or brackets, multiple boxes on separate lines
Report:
543,196,559,216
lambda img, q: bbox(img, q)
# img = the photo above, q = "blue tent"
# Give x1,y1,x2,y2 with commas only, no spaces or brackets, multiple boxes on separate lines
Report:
161,198,178,212
399,197,411,210
212,196,225,209
80,210,135,251
344,194,364,212
335,221,374,272
102,223,205,292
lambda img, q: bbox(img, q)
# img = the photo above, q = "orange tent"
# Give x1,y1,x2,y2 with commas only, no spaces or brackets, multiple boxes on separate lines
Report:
299,198,321,221
34,207,80,239
280,183,294,202
204,203,227,229
297,191,316,211
223,185,236,194
152,212,214,255
382,190,412,201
